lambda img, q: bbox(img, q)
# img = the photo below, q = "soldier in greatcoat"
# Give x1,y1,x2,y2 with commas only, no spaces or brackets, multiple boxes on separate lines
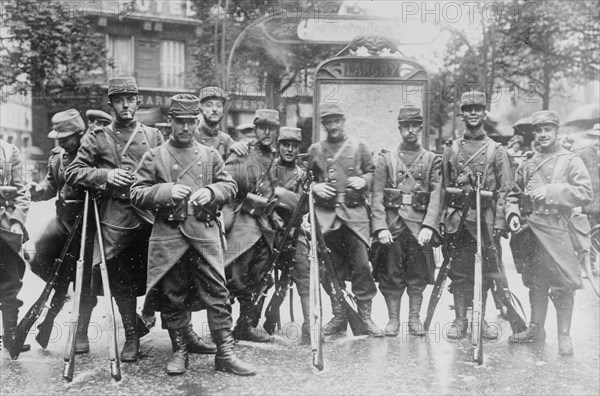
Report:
222,109,280,343
65,77,163,362
440,91,513,340
0,138,30,354
308,103,383,337
371,104,442,337
506,110,592,356
131,94,255,376
28,109,96,354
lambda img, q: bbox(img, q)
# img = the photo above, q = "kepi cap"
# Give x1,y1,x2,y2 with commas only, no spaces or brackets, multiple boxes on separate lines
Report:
169,94,201,118
397,104,423,122
48,109,85,139
86,109,112,124
108,77,139,96
531,110,560,126
254,109,280,126
587,123,600,138
278,127,302,143
320,103,344,118
198,86,226,103
459,90,486,109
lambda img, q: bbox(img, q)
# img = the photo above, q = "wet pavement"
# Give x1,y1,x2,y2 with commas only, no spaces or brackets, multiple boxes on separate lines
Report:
1,201,599,395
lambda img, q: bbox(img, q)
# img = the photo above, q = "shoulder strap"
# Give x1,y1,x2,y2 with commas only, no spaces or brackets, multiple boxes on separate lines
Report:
120,123,142,159
524,153,570,186
458,141,491,174
102,126,123,167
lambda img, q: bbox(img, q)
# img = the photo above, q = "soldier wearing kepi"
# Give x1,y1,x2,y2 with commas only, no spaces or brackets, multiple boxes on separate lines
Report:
28,109,97,354
371,104,442,337
86,109,112,133
0,138,30,354
506,111,592,356
440,90,512,340
131,94,255,376
222,109,280,343
272,126,312,344
66,77,164,362
308,103,383,337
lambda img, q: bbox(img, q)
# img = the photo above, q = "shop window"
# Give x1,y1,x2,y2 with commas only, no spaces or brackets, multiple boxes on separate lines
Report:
107,35,134,77
160,40,185,88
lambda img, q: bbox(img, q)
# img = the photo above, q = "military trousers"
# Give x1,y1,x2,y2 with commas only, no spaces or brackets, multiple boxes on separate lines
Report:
226,237,271,303
0,240,24,311
160,248,232,331
378,227,433,299
447,229,494,297
323,225,377,301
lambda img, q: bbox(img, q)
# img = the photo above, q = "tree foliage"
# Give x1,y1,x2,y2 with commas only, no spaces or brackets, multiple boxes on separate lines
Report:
0,0,107,102
494,0,599,109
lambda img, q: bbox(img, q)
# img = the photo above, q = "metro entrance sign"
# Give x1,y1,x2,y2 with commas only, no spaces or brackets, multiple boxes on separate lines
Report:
297,16,440,45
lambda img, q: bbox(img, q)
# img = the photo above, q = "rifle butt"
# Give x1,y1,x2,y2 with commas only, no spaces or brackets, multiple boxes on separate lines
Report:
36,311,59,348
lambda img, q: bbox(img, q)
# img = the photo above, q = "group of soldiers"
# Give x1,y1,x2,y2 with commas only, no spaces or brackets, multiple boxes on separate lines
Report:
0,77,596,379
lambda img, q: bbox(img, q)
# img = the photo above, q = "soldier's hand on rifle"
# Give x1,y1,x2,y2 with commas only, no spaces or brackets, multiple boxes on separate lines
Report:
190,187,213,206
9,221,23,235
531,185,547,202
107,169,135,187
347,176,366,190
378,229,394,245
493,229,509,239
171,184,192,201
508,214,521,233
230,141,249,156
313,182,336,199
418,227,434,246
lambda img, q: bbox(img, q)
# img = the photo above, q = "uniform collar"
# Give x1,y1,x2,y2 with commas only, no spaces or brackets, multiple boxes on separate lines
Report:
463,129,486,140
199,120,219,138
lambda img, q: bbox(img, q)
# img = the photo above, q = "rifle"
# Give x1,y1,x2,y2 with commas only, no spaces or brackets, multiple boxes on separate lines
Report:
472,173,485,365
262,225,303,335
423,188,475,332
308,184,323,370
248,171,313,332
311,194,369,337
63,192,90,381
92,195,122,381
9,209,84,359
480,205,527,334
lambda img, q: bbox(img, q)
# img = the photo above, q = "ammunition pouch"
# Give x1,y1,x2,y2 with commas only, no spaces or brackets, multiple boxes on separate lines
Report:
241,193,270,218
344,186,365,208
477,190,494,209
445,187,467,208
313,183,337,209
518,193,534,216
191,202,220,223
412,191,430,212
56,199,83,222
157,200,188,223
383,188,403,208
0,186,18,208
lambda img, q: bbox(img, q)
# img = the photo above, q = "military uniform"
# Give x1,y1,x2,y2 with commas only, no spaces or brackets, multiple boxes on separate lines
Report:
194,86,234,160
29,109,97,354
440,91,512,339
576,124,600,228
0,139,30,352
131,94,255,376
308,103,382,336
223,109,280,342
507,111,592,355
371,105,442,337
65,77,163,361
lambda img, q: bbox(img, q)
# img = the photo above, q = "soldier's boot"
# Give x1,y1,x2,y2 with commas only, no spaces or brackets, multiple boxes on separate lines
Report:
357,299,385,337
322,298,348,336
214,329,257,376
2,308,30,356
383,295,401,337
232,301,270,343
183,324,217,354
299,293,311,345
166,328,188,375
550,289,575,356
408,293,426,336
75,298,96,354
509,286,548,343
481,292,499,341
115,295,140,362
446,293,469,339
140,288,159,331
